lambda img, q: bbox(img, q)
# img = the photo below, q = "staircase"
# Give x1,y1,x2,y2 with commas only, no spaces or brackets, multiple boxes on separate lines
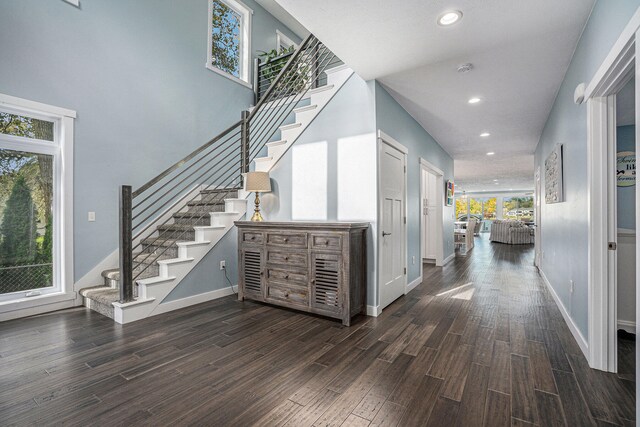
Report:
81,35,354,323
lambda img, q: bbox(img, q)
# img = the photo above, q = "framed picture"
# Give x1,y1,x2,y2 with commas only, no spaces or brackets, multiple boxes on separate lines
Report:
545,144,563,203
446,181,454,206
617,151,636,187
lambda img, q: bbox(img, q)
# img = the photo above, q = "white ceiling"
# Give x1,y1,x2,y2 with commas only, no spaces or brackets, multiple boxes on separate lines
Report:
273,0,596,192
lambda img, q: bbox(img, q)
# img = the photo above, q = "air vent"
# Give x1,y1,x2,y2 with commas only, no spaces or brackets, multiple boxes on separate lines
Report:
313,256,340,310
243,251,262,293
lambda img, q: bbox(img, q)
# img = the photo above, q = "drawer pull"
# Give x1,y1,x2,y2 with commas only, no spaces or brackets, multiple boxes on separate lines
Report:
250,236,255,240
284,292,289,298
285,274,289,279
284,238,289,242
284,256,289,261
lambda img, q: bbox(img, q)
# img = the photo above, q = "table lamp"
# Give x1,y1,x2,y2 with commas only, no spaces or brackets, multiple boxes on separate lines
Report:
245,171,271,221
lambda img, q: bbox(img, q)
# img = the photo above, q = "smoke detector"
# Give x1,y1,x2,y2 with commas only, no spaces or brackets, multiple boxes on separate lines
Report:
457,63,474,73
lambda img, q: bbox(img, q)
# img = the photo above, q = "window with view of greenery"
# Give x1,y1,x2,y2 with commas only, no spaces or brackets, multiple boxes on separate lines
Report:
0,112,54,295
503,196,534,221
209,0,251,83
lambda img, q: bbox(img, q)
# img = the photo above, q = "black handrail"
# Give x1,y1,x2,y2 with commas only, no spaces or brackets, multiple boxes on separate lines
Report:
118,33,342,303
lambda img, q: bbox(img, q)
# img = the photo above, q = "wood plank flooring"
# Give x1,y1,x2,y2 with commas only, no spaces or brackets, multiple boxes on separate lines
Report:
0,236,635,425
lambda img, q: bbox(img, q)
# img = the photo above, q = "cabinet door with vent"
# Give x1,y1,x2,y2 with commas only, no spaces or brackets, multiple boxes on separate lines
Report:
240,248,264,301
310,253,342,314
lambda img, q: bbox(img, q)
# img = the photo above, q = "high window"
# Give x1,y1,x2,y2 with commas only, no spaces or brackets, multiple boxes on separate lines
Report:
207,0,252,87
503,196,534,221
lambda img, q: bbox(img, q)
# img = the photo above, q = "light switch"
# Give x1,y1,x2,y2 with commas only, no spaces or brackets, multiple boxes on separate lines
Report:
88,211,96,222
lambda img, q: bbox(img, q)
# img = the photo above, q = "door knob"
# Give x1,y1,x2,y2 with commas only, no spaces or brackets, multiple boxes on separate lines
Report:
382,231,392,237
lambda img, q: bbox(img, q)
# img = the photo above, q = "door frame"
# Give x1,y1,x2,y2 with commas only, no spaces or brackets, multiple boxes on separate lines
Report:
534,166,542,268
377,130,408,307
584,8,640,372
420,158,444,267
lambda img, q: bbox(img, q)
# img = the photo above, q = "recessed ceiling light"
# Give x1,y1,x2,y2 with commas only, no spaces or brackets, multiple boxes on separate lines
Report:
486,152,495,156
480,132,491,137
468,97,481,104
493,179,498,182
438,10,463,26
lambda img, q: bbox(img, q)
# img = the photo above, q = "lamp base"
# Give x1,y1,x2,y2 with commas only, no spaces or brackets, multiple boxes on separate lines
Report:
251,192,264,222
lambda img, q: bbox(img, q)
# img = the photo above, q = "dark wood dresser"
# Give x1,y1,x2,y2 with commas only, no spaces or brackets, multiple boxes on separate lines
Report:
235,221,368,326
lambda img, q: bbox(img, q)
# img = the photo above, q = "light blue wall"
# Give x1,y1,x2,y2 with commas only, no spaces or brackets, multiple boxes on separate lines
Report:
617,125,636,230
535,0,640,338
374,82,455,284
261,75,379,305
0,0,299,283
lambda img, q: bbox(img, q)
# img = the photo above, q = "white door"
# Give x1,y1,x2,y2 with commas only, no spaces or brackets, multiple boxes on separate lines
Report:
379,140,406,309
422,169,438,260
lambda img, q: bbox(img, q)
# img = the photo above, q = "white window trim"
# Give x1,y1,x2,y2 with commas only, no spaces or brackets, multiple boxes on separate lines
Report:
0,93,75,319
206,0,253,89
276,29,297,51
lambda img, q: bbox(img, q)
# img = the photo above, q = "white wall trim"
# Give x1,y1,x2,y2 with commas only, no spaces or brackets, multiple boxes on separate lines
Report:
153,285,236,316
377,130,408,154
443,252,455,265
0,292,77,321
405,276,422,294
540,269,589,360
366,305,381,317
276,29,297,49
618,320,636,334
584,6,640,99
0,93,76,118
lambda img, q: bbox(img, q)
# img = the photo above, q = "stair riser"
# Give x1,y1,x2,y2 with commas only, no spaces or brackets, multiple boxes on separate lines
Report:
84,297,115,319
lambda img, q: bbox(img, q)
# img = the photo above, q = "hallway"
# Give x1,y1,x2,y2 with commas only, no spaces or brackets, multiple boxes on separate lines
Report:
0,237,635,425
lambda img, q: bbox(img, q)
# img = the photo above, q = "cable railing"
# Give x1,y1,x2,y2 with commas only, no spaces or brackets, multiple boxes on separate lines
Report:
118,34,342,303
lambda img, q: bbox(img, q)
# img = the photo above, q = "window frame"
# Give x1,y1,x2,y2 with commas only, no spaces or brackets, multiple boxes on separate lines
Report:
276,29,297,52
0,93,75,315
206,0,253,89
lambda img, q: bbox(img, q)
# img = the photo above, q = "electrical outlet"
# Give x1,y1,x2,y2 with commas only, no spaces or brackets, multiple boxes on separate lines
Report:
88,211,96,222
412,256,415,265
219,260,226,270
569,280,574,293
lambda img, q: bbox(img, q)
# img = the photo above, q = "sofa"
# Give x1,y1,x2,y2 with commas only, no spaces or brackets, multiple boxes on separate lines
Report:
490,220,533,244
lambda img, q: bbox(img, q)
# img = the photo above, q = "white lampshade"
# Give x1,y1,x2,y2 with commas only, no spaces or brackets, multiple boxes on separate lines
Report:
245,172,271,192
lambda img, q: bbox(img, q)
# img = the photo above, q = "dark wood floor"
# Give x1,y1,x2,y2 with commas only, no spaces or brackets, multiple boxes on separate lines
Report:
0,236,635,426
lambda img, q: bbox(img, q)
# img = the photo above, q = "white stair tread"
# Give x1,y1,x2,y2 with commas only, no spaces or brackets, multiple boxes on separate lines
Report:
325,64,350,74
177,240,211,247
192,225,225,230
266,139,287,148
210,212,240,216
157,257,194,266
112,297,156,308
280,122,302,131
294,104,317,114
137,276,176,286
307,85,334,95
224,198,249,202
254,156,273,163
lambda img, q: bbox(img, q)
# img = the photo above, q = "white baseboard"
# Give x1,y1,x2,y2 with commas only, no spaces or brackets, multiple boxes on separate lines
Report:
617,320,636,334
443,253,455,265
405,276,422,294
366,305,381,317
539,269,589,359
153,285,236,316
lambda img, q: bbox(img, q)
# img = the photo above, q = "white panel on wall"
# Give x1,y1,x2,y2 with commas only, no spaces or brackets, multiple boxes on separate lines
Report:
292,141,327,220
337,133,376,221
617,228,636,332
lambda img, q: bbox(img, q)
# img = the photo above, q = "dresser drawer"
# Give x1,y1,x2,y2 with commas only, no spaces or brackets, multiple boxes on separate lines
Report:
266,283,308,307
241,231,264,245
266,250,308,268
310,233,342,250
266,267,308,286
266,232,307,248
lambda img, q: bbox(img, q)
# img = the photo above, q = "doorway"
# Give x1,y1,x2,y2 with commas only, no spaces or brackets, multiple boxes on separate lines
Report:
420,158,444,266
378,131,407,310
585,25,638,372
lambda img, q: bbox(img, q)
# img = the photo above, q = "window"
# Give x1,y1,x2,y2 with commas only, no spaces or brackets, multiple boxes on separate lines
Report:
207,0,253,87
0,94,74,309
503,196,534,221
276,29,296,52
